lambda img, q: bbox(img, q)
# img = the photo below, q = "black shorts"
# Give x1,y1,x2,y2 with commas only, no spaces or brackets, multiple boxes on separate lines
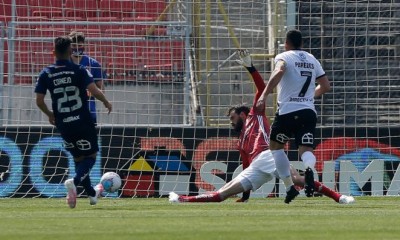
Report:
59,126,99,158
270,109,317,148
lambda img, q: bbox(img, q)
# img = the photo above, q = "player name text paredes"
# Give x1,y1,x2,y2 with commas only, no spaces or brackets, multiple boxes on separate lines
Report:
294,62,314,69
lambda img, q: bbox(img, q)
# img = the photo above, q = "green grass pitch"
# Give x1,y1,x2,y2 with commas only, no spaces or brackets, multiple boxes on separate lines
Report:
0,197,399,240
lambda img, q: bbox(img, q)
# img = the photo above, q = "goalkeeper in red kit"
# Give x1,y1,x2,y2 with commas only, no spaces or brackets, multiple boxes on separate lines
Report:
169,50,354,204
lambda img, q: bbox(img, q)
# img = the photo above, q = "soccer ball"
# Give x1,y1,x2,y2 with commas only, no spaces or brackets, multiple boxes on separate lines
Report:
100,172,121,193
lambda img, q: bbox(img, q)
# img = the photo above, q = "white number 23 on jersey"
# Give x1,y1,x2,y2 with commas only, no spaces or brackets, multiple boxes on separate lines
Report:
54,86,82,113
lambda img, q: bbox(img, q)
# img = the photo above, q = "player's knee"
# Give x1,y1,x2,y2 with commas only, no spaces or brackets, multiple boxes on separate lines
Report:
271,148,285,156
301,151,316,169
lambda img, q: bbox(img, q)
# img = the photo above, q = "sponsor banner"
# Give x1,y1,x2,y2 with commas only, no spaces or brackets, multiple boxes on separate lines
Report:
0,127,399,197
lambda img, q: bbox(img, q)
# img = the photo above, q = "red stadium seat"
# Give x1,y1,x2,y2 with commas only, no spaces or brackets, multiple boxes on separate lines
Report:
70,27,103,38
104,27,142,37
85,16,118,22
109,41,136,55
30,0,63,19
0,15,12,23
32,51,54,72
51,16,84,21
29,0,63,8
109,51,137,63
0,0,12,17
13,41,53,73
13,50,54,85
96,41,113,56
65,0,99,19
137,40,183,60
15,41,53,53
147,26,167,36
99,0,135,19
107,50,138,82
14,75,34,85
2,50,8,84
107,63,137,82
133,1,167,19
32,10,63,18
16,16,49,22
135,40,159,52
43,27,71,36
20,27,70,38
161,40,185,71
85,43,104,56
0,0,29,22
13,44,53,74
108,52,137,70
140,49,173,82
141,51,172,61
15,26,35,37
121,16,157,22
14,51,33,73
143,59,172,70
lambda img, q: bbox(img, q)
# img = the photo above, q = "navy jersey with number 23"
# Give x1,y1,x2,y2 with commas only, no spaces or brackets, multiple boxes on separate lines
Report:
35,59,95,132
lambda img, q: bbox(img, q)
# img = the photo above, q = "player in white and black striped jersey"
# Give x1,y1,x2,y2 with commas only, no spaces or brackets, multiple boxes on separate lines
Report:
256,29,331,203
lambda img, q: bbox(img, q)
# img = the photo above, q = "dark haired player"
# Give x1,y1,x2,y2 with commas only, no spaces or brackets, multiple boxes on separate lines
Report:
169,50,353,204
256,29,331,202
35,36,112,208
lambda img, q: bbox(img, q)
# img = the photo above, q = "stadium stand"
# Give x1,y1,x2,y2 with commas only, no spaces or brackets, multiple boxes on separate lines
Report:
65,0,99,19
298,0,400,125
99,0,135,19
30,0,63,19
0,0,184,85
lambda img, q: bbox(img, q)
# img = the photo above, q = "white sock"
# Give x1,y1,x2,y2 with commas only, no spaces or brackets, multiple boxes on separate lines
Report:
271,149,293,188
301,151,316,169
282,176,294,191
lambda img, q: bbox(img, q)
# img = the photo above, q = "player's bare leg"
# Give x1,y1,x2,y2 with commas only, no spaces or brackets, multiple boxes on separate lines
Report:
270,141,299,203
169,177,248,203
290,166,355,204
169,191,223,203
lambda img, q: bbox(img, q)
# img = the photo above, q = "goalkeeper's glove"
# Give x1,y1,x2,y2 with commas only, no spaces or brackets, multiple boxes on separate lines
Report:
235,49,253,68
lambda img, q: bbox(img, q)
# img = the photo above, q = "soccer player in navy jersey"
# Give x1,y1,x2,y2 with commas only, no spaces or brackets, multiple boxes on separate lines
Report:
69,31,105,125
35,36,112,208
169,50,354,205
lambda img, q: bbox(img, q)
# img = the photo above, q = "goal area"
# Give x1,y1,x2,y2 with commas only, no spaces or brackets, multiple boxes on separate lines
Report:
0,0,399,198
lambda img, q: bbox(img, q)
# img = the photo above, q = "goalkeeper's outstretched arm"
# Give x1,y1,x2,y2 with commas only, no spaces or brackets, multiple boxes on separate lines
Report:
235,50,266,104
256,60,286,111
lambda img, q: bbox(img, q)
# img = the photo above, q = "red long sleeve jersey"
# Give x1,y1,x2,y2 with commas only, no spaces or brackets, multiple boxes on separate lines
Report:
237,68,271,169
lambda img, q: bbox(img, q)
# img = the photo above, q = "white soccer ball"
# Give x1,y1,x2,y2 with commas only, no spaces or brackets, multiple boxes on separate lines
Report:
100,172,121,193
